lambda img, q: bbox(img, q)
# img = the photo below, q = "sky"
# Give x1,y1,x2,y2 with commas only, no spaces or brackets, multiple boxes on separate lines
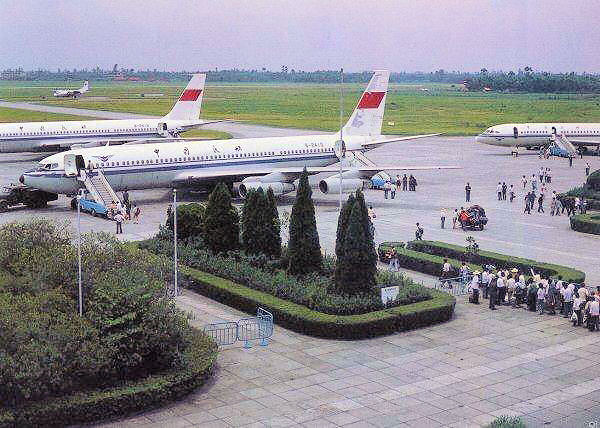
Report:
1,0,599,73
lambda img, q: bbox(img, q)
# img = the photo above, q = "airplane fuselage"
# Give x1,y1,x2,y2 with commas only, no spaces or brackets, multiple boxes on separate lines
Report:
21,134,365,195
0,118,198,153
476,123,600,147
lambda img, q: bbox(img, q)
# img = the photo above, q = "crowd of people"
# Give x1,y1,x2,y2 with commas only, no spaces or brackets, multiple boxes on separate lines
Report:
382,174,419,199
108,189,142,234
453,264,600,331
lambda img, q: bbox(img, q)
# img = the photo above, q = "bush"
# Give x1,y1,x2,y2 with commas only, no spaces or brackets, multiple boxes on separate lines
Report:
241,189,281,258
485,415,526,428
180,266,455,339
288,169,322,275
570,213,600,235
166,202,205,240
0,219,205,417
1,330,217,428
586,168,600,190
203,183,240,254
378,240,585,283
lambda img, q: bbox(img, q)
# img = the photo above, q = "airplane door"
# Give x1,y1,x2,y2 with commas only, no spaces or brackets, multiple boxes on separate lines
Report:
64,154,78,177
551,126,557,135
158,122,169,137
513,127,518,138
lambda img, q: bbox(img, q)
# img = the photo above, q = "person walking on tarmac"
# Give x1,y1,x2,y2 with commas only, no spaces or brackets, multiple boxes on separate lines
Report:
537,193,545,213
402,174,408,191
465,182,472,202
114,212,124,235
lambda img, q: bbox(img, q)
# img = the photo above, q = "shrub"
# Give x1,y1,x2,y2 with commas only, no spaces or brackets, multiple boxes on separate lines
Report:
265,188,282,258
288,169,322,275
570,213,600,235
586,168,600,190
166,202,205,240
335,195,377,294
241,189,281,258
485,415,526,428
203,183,240,254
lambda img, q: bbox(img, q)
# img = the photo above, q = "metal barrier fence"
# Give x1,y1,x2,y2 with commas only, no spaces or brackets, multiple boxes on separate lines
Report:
435,275,472,296
203,307,274,348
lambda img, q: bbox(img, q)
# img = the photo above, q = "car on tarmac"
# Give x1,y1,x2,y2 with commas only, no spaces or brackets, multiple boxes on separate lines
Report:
0,184,58,212
71,192,109,218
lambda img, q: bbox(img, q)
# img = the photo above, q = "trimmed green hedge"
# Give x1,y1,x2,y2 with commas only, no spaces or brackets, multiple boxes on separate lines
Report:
570,213,600,235
180,266,455,339
378,240,585,283
0,330,217,428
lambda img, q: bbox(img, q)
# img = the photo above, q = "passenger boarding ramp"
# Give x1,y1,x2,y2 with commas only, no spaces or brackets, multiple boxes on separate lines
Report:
551,132,578,157
78,170,120,207
351,151,391,182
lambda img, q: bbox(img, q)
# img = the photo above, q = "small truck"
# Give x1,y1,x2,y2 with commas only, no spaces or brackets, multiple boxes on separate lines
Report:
0,184,58,212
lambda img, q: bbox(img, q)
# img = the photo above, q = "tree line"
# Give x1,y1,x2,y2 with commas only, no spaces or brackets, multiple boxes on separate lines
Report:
4,67,600,93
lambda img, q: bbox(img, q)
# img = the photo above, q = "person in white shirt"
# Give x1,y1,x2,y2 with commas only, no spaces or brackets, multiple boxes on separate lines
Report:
588,300,600,331
496,272,506,305
383,181,392,199
562,286,574,318
440,208,447,229
506,274,516,306
470,272,480,304
481,270,490,299
572,296,583,326
537,285,546,314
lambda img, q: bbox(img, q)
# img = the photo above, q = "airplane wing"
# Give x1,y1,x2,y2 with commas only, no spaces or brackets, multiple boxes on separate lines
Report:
568,139,600,147
172,164,460,186
361,133,441,149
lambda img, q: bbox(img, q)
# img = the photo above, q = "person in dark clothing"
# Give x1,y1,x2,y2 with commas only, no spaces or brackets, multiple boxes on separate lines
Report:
402,174,408,191
569,155,573,167
502,182,507,200
509,185,515,202
415,222,424,240
527,279,537,311
465,182,471,202
524,192,532,214
409,175,417,191
488,275,498,310
537,194,544,213
122,189,129,205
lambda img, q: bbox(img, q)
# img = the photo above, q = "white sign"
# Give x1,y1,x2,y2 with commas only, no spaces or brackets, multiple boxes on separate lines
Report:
381,286,400,305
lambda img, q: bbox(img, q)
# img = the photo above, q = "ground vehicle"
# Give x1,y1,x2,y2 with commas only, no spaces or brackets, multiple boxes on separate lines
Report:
70,193,109,217
0,184,58,212
458,205,488,230
368,173,386,190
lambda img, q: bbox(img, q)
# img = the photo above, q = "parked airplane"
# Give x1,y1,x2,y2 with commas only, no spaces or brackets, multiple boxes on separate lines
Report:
21,70,455,200
0,74,208,153
53,81,90,98
476,123,600,155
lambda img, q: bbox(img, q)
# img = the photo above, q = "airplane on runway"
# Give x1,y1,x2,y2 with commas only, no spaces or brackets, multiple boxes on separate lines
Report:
476,123,600,155
21,70,456,200
0,74,211,153
53,81,90,98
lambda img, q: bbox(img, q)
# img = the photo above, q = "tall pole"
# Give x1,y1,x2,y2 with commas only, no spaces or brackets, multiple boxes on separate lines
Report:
339,67,344,211
173,189,178,297
77,191,83,317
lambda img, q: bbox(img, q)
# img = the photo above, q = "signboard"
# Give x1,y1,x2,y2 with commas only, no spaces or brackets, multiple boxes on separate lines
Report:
380,286,399,305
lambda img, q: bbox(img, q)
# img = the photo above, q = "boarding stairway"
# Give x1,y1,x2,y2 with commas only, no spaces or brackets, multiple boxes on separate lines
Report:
351,151,391,181
78,170,121,207
550,132,578,157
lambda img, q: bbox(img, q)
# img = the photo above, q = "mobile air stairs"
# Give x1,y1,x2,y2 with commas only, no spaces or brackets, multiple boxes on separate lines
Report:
550,132,578,157
78,169,121,210
352,151,391,182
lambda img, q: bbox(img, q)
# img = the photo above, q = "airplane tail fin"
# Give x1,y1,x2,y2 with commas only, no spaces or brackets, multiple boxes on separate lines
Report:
342,70,390,137
164,74,206,121
81,81,89,92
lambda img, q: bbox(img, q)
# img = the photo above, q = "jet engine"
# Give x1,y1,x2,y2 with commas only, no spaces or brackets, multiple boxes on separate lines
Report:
318,177,364,195
238,180,295,198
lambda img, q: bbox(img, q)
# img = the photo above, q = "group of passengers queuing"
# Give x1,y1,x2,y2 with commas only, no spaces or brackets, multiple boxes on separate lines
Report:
382,174,418,199
107,189,142,234
442,261,600,331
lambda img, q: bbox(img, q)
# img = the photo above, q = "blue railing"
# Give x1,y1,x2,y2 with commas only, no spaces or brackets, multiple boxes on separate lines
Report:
203,307,274,348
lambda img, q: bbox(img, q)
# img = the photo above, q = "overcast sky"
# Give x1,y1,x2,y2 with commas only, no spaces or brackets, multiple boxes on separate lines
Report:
1,0,598,73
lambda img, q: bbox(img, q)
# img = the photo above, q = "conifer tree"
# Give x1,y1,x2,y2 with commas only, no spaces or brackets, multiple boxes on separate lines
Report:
336,200,377,293
287,169,322,275
265,187,282,258
241,189,261,255
334,193,355,286
203,183,240,254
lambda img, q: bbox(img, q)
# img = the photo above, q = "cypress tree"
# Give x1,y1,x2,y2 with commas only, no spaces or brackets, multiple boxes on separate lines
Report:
265,187,282,258
355,189,374,242
287,169,322,275
203,183,240,254
334,193,355,286
337,200,377,294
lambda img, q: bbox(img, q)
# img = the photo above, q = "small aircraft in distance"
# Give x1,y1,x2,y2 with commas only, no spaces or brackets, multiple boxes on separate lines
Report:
53,81,89,98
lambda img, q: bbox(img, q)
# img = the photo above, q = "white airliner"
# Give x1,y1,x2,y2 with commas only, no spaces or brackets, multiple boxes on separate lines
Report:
53,81,90,98
21,70,454,199
475,123,600,153
0,74,207,153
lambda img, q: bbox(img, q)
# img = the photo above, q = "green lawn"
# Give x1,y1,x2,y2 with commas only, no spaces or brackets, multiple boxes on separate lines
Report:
0,106,94,123
2,81,600,135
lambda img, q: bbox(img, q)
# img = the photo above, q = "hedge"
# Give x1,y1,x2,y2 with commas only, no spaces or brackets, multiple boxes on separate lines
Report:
180,266,455,339
0,330,217,428
570,213,600,235
378,240,585,283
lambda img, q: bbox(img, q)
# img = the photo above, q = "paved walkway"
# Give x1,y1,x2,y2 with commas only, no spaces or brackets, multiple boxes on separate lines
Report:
95,288,600,428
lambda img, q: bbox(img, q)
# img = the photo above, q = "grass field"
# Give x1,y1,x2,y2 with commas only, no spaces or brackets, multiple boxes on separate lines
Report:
0,106,94,123
2,81,600,135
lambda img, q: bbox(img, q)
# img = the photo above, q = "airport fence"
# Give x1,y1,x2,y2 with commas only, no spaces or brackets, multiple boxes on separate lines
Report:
203,307,274,348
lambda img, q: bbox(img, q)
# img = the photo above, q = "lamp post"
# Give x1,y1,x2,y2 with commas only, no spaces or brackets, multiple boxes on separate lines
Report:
173,188,178,297
77,190,83,317
339,68,344,211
